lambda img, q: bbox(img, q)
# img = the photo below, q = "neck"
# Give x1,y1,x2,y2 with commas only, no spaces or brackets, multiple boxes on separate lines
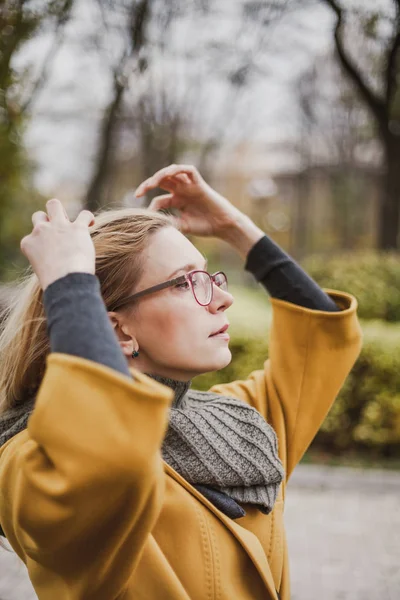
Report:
144,373,192,408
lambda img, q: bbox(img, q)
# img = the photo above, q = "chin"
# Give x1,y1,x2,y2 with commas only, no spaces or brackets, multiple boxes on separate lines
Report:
210,348,232,371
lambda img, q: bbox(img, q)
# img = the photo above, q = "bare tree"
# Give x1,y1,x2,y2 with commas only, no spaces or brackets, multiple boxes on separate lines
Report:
321,0,400,249
84,0,151,212
294,51,380,254
83,0,294,210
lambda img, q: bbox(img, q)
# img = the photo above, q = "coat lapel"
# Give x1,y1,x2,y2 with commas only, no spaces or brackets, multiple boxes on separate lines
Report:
164,463,278,600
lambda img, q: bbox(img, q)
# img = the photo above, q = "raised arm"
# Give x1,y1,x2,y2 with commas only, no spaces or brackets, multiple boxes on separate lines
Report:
212,212,362,478
135,165,362,479
0,201,173,599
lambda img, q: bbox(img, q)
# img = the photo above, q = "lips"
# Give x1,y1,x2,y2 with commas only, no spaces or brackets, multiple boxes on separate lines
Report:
209,324,229,337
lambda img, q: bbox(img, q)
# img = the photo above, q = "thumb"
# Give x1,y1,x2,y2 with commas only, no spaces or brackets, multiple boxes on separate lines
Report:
171,214,189,234
148,193,174,211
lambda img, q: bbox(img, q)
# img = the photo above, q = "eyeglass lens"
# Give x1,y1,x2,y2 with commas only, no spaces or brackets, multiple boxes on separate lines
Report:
192,272,228,305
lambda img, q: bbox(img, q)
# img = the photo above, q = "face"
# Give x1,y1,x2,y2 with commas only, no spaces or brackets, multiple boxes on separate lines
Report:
110,226,235,381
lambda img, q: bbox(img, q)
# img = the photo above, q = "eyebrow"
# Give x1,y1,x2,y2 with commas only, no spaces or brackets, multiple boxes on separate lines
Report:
168,258,208,279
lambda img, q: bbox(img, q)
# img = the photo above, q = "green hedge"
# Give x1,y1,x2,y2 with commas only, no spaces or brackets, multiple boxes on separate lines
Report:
193,320,400,458
303,251,400,322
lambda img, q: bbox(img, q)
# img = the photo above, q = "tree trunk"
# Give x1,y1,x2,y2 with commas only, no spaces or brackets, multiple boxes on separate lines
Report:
378,136,400,250
292,170,311,260
84,79,125,212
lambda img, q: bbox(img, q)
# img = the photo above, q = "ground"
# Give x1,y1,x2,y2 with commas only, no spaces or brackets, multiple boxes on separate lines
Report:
1,464,399,600
285,465,400,600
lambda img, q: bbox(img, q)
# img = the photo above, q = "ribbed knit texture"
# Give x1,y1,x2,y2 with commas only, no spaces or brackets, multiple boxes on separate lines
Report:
147,374,285,515
0,374,284,525
0,399,35,449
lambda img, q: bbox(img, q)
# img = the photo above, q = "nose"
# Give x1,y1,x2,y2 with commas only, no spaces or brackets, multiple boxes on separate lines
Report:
208,282,234,312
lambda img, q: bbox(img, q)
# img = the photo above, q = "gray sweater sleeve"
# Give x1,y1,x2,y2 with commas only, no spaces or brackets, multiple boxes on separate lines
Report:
42,233,338,378
244,235,340,312
43,273,132,378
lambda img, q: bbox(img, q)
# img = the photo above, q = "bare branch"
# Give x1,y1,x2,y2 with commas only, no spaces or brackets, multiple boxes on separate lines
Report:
322,0,387,132
84,0,151,210
85,74,125,212
129,0,150,52
388,0,400,110
386,23,400,108
20,0,74,113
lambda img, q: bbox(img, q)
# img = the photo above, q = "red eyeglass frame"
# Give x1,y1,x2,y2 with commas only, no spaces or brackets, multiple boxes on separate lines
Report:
109,270,228,311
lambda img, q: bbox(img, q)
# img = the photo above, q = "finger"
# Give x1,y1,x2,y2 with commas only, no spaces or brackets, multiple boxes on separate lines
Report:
171,214,189,234
136,176,176,197
46,198,68,224
74,210,95,227
136,165,196,196
32,211,49,227
148,194,174,211
135,179,151,197
172,173,191,184
158,164,196,182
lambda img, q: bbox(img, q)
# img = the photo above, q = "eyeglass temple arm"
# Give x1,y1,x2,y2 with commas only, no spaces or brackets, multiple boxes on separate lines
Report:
109,274,187,311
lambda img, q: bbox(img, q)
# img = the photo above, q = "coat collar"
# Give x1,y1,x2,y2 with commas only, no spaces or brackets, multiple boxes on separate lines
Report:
164,462,279,600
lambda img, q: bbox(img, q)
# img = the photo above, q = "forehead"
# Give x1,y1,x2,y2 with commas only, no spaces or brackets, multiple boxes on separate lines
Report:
141,227,205,285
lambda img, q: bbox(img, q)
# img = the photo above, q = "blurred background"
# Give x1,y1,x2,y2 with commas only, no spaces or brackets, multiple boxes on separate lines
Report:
0,0,400,599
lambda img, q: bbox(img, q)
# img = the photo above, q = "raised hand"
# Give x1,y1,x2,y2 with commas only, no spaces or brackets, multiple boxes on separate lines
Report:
20,199,95,291
135,164,243,238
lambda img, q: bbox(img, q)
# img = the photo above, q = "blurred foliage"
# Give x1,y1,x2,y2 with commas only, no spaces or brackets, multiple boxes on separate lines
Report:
0,1,74,280
193,287,400,458
0,115,42,280
315,322,400,457
193,335,269,393
319,0,400,249
303,251,400,322
224,284,271,335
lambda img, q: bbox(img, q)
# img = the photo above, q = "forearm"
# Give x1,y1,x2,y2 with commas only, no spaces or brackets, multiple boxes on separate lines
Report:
219,212,265,261
220,212,339,312
244,235,340,311
43,273,132,377
8,354,171,579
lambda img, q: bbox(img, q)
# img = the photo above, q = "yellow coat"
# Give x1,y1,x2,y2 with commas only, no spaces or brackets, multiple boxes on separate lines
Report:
0,291,362,600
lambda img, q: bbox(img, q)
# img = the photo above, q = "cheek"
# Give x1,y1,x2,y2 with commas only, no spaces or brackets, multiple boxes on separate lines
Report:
138,298,207,346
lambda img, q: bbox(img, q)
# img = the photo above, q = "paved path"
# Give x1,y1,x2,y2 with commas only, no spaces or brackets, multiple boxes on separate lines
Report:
1,465,399,599
285,465,400,600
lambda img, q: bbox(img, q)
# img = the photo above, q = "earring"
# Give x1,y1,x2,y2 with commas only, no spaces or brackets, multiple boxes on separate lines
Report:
132,349,140,358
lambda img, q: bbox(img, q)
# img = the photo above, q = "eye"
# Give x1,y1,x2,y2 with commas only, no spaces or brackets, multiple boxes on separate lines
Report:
175,281,190,290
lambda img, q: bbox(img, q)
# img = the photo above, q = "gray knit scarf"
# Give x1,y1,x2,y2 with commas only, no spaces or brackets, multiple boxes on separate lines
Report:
0,374,284,523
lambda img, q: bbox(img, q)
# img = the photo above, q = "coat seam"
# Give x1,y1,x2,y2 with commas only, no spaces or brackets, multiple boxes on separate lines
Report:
194,501,213,600
208,516,221,600
287,313,311,471
268,509,275,561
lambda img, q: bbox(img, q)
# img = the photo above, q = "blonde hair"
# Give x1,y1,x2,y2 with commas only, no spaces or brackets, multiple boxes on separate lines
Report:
0,207,176,415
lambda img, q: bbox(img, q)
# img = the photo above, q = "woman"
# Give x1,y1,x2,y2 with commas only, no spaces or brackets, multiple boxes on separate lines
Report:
0,164,362,600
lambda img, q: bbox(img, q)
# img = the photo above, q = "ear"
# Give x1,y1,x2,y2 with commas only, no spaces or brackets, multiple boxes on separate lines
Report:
108,311,138,358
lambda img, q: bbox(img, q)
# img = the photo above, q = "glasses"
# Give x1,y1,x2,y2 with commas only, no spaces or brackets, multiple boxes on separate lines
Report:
109,270,228,312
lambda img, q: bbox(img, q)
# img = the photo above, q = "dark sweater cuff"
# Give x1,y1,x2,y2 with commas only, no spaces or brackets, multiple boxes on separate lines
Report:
244,235,291,281
244,235,340,312
43,273,131,377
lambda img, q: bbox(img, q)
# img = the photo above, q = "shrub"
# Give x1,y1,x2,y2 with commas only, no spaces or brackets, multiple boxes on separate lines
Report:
315,322,400,457
303,251,400,322
193,320,400,458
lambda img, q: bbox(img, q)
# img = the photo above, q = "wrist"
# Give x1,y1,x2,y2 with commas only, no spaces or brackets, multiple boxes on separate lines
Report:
218,212,265,260
41,266,95,292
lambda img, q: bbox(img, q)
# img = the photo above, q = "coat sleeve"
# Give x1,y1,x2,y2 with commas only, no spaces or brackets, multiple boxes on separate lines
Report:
0,353,173,600
208,289,363,481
